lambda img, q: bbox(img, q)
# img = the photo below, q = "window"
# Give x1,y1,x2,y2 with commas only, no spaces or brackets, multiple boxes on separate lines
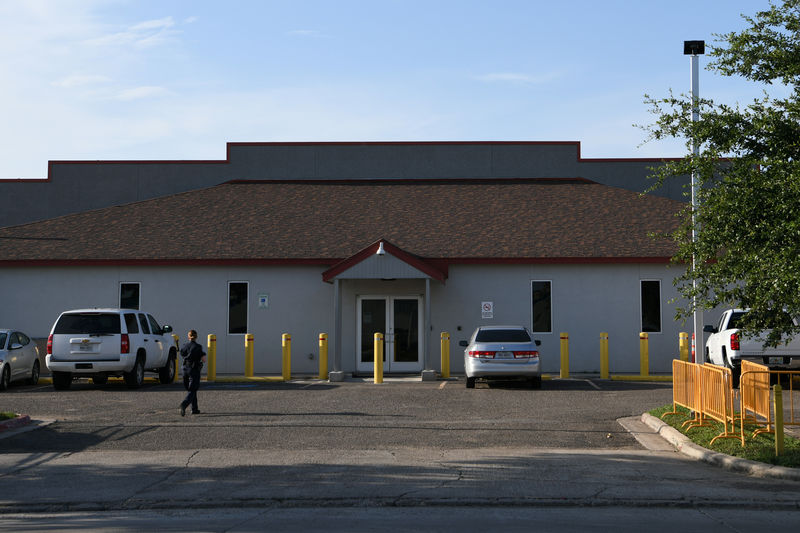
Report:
138,313,151,334
147,315,163,335
120,282,140,310
54,313,122,334
124,313,139,334
640,280,661,333
531,281,552,333
228,282,249,334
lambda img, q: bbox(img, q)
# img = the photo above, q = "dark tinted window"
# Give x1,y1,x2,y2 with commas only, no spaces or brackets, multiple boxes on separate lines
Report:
120,283,140,310
229,282,248,334
138,314,150,334
0,333,6,349
54,313,122,334
147,315,162,335
8,332,20,346
17,332,30,346
475,329,532,343
531,281,552,333
641,280,661,333
124,313,139,334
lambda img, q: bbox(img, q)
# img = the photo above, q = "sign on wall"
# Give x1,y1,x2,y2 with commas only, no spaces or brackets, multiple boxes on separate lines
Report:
481,301,493,319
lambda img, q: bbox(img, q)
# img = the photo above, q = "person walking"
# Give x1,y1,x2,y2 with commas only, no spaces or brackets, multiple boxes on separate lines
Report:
180,329,206,416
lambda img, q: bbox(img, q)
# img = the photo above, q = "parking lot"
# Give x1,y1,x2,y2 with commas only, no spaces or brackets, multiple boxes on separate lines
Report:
5,377,800,531
0,377,673,453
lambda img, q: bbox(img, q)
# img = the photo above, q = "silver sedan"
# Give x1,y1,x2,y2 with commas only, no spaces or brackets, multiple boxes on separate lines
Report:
0,329,40,390
460,325,542,389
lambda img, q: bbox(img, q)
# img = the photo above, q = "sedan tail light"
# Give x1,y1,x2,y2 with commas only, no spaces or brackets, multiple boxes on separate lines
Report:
514,351,539,359
730,333,740,351
468,350,495,358
47,334,53,355
121,334,130,354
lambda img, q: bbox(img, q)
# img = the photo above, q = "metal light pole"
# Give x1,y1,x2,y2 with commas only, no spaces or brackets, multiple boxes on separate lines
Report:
684,40,705,362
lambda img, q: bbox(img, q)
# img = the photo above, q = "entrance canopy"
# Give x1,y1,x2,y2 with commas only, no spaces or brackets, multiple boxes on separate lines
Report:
322,239,446,283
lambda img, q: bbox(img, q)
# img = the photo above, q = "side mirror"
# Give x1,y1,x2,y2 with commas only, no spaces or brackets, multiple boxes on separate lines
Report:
162,325,173,333
458,340,469,347
534,340,541,346
703,325,717,334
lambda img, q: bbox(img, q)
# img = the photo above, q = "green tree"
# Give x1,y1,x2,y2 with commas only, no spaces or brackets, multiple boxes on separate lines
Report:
643,0,800,345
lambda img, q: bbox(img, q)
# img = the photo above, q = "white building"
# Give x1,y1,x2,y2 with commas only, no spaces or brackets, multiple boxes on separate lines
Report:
0,141,703,377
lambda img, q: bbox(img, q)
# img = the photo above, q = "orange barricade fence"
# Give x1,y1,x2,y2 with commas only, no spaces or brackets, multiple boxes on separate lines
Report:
698,363,739,444
740,361,800,443
663,360,705,428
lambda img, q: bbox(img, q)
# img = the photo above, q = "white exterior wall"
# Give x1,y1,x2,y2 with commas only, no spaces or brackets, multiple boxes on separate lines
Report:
0,263,721,375
430,264,718,374
2,265,333,375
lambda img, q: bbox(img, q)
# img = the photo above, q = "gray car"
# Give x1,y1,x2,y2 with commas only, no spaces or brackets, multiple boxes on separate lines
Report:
460,325,542,389
0,329,40,390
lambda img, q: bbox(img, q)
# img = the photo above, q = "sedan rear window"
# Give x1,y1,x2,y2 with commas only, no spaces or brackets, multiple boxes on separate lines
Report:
475,329,532,343
54,313,122,335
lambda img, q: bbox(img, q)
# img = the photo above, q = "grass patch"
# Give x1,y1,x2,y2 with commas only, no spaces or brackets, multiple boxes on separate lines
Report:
650,404,800,468
0,412,17,421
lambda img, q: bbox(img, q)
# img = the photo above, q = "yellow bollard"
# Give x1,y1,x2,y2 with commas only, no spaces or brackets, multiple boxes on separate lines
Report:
679,332,689,362
599,332,609,379
775,384,784,457
244,333,254,378
207,334,217,382
374,332,384,384
639,332,649,377
282,333,291,381
319,333,328,381
441,332,450,379
560,332,569,379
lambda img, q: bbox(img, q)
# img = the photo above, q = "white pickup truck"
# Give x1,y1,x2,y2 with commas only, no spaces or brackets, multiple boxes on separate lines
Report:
704,308,800,383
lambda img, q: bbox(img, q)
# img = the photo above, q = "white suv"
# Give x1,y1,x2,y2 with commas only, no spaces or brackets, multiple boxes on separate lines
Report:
46,308,177,390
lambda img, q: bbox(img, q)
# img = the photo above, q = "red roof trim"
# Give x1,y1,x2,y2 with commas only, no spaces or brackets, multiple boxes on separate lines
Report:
0,258,336,267
322,240,447,283
0,256,673,268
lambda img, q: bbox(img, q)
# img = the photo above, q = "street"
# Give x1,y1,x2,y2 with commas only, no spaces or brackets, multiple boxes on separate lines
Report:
1,377,799,532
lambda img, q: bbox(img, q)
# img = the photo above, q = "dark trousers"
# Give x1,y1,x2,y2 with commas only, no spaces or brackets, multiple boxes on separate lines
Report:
181,366,201,412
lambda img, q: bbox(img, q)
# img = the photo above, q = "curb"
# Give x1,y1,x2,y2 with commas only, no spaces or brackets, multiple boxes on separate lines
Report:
0,414,31,432
640,412,800,481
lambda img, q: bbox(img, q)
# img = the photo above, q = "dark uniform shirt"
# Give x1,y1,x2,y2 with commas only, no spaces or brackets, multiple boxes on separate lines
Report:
180,340,205,373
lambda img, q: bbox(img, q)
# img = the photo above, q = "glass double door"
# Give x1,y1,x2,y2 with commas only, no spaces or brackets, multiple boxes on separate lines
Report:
357,296,423,373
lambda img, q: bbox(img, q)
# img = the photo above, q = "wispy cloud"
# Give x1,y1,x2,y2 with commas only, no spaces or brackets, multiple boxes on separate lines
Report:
52,74,111,88
475,72,562,85
85,16,180,49
114,86,170,101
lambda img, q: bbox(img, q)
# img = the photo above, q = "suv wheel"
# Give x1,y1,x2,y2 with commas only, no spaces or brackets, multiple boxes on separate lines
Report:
465,376,476,389
529,376,542,389
158,352,176,384
52,371,72,390
124,355,145,389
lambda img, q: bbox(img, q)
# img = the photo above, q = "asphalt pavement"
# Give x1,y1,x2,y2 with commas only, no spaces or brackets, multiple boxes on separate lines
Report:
1,376,799,531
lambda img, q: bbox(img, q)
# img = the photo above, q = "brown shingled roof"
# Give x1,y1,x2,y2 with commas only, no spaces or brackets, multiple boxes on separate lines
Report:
0,179,683,264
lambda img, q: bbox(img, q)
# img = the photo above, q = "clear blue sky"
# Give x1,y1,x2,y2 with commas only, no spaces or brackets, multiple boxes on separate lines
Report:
0,0,780,178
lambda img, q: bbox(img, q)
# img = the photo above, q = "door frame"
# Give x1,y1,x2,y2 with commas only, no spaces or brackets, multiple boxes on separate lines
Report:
356,295,424,373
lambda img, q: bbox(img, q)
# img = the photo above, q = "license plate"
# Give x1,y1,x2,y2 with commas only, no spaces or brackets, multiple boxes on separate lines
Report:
768,357,783,365
78,344,92,352
495,351,513,359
